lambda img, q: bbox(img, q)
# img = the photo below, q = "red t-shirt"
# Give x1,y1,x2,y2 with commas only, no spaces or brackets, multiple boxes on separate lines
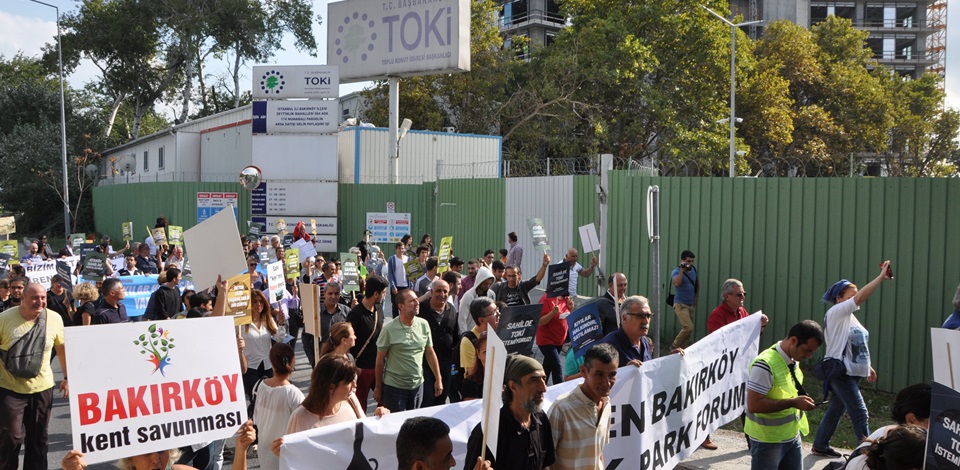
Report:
707,303,749,334
536,294,570,346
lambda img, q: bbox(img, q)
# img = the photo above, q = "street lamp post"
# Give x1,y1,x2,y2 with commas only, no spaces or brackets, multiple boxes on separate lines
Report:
29,0,71,238
703,7,761,178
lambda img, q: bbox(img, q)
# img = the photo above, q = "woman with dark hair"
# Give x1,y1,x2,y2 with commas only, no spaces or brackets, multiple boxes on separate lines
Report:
812,261,894,457
460,332,488,401
419,233,433,256
253,343,304,470
857,425,927,470
843,383,931,470
319,321,356,359
942,282,960,329
272,355,388,457
242,289,278,399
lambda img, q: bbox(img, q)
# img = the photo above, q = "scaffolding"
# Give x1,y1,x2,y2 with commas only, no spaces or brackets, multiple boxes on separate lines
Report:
927,0,947,81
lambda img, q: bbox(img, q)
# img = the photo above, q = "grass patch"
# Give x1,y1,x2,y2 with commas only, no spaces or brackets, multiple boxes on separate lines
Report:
720,364,896,450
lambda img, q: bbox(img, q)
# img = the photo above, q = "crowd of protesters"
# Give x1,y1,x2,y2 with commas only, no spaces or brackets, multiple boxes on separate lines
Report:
0,221,954,470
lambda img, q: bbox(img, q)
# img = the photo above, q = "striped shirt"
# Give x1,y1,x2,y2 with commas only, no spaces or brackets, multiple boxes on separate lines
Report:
548,385,610,470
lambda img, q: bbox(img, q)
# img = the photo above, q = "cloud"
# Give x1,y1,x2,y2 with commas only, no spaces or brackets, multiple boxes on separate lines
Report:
0,11,56,59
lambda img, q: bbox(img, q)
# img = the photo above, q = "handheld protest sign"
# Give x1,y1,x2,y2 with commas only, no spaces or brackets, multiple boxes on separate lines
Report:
225,274,252,326
931,328,960,390
65,317,246,465
56,260,74,292
404,257,423,281
285,248,300,280
248,222,263,240
579,223,600,253
300,283,321,361
282,234,294,249
925,381,960,469
546,261,571,298
0,240,19,265
566,300,605,359
341,252,360,293
70,233,86,249
258,247,270,266
121,222,134,241
150,227,168,246
0,216,15,235
310,219,317,236
181,259,192,281
527,217,551,252
81,253,108,281
482,323,507,463
0,253,10,279
437,236,453,274
182,206,247,290
167,226,183,246
495,304,540,356
266,261,287,304
292,239,317,263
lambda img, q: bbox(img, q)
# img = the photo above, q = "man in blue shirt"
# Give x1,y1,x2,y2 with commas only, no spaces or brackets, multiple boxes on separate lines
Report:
600,296,655,367
670,250,699,349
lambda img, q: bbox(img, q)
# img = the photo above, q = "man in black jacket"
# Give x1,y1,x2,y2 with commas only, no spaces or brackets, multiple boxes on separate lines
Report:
418,279,459,406
145,267,183,320
595,273,627,336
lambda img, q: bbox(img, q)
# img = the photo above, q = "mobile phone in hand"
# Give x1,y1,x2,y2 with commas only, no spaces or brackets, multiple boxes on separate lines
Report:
880,262,894,279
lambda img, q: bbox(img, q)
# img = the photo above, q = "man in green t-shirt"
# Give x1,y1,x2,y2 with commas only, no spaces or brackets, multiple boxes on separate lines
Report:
375,289,443,412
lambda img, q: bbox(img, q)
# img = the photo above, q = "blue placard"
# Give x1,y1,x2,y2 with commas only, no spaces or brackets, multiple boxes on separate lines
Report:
252,101,268,134
119,275,195,318
566,299,605,359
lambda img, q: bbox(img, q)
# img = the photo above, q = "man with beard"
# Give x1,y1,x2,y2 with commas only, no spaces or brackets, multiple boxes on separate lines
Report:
548,343,619,470
491,253,550,306
464,355,555,470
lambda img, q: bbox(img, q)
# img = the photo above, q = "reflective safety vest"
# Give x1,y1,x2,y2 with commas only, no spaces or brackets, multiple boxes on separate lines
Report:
744,345,809,443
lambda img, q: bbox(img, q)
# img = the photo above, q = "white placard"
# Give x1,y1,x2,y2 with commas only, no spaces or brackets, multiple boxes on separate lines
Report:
66,317,245,464
292,239,318,263
266,261,287,304
482,323,506,460
366,212,412,244
182,206,248,290
932,328,960,391
24,257,80,286
252,65,339,99
251,135,339,181
252,100,339,134
579,223,601,254
327,0,471,82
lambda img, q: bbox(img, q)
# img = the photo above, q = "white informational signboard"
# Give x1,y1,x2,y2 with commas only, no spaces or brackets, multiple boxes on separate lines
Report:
252,100,339,134
327,0,471,82
66,317,245,464
196,192,239,224
183,206,248,290
252,65,339,99
366,212,412,243
251,182,338,218
313,236,338,253
251,135,338,181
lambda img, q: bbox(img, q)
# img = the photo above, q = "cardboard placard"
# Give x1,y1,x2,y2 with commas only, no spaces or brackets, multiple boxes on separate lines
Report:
121,222,134,241
181,206,247,290
495,304,541,356
65,317,245,464
0,240,19,265
579,223,601,253
81,253,108,281
258,247,270,267
931,328,960,391
528,217,550,252
0,216,15,235
285,248,301,280
566,300,605,358
482,323,507,461
225,274,252,326
925,381,960,469
404,257,424,281
546,261,571,298
340,252,359,293
292,238,317,263
437,236,453,274
78,243,97,264
167,226,183,246
149,226,168,246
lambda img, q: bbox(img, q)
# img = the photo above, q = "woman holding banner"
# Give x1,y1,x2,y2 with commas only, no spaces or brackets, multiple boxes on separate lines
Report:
242,290,278,399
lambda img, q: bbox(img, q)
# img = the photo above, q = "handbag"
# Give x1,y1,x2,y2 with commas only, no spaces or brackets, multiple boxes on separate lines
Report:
0,311,47,379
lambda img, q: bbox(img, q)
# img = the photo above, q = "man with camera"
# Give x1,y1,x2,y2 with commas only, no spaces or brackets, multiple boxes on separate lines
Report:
670,250,699,350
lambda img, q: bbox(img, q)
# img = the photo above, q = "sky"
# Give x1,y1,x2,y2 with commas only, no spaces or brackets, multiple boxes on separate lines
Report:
2,0,960,116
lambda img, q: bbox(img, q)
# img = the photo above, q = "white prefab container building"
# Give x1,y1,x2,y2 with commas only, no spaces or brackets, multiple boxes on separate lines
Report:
337,127,501,184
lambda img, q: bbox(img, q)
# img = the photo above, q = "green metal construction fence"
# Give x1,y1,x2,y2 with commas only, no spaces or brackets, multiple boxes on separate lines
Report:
93,174,960,392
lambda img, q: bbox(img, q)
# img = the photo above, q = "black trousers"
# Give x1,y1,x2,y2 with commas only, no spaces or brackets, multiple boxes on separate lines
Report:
0,386,53,470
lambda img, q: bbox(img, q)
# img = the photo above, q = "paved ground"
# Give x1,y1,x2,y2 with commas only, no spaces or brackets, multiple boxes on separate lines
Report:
677,429,843,469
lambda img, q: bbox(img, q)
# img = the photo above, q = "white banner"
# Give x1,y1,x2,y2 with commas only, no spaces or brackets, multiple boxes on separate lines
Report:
24,256,80,286
281,314,762,470
66,317,246,464
252,100,339,134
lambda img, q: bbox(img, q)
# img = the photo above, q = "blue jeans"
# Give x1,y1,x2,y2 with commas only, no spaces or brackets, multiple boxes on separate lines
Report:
540,344,564,385
749,435,802,470
381,383,423,413
813,374,870,449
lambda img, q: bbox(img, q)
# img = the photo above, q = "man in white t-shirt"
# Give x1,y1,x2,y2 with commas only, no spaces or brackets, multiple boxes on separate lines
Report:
564,248,597,298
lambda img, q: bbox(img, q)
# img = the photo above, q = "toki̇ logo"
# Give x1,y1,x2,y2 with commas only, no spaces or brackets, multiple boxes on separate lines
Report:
259,70,286,95
334,12,378,64
133,323,176,377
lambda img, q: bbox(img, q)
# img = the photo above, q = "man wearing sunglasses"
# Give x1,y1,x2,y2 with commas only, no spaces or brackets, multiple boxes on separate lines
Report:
708,279,749,333
599,296,658,368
